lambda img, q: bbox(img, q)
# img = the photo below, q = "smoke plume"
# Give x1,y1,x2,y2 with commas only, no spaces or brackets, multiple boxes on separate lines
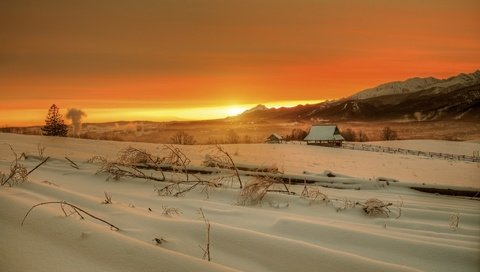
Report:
66,108,87,136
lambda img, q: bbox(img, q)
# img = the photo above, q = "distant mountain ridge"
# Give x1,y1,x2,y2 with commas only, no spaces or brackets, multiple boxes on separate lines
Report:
236,70,480,122
350,70,480,100
242,104,268,115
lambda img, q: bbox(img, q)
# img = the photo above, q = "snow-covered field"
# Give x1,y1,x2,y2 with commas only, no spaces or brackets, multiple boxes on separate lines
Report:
1,133,479,272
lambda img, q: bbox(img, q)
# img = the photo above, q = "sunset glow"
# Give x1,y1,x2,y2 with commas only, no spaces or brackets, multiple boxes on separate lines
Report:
0,100,325,126
1,0,479,126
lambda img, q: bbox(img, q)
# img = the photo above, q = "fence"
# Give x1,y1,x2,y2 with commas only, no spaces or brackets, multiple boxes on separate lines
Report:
340,142,480,163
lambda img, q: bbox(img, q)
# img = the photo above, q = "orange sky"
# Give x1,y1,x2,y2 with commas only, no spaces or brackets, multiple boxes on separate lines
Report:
1,0,479,126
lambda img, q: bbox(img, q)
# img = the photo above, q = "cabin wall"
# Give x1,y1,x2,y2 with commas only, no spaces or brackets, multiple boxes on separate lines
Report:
306,140,343,147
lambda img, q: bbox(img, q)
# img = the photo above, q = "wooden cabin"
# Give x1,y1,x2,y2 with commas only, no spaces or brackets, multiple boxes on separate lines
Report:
266,133,283,144
303,125,344,147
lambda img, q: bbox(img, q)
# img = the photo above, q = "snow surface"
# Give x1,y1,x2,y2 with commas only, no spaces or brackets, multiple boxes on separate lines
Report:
368,140,480,157
0,133,479,272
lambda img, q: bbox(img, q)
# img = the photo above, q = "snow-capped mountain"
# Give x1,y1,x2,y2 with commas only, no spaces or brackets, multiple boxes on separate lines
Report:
350,71,480,100
235,70,480,122
242,104,269,115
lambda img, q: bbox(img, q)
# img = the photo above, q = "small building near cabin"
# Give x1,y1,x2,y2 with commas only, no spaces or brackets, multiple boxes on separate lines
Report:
266,133,283,144
303,124,344,147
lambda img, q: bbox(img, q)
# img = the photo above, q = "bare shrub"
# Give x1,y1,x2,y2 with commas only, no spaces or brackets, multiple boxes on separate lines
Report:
239,176,292,206
203,145,243,188
225,129,240,144
357,131,369,142
117,146,161,166
243,135,253,144
334,198,357,212
382,127,398,141
87,155,107,164
449,213,460,230
91,146,169,182
285,128,308,141
301,185,329,204
1,145,47,187
207,137,223,145
170,131,196,145
1,146,27,187
341,128,356,141
359,198,393,216
240,177,274,205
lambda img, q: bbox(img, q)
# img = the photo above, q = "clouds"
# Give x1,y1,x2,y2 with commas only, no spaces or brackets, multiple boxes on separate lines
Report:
0,0,479,104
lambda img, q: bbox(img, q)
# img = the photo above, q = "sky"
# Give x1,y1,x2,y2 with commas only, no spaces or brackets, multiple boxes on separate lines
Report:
1,0,479,126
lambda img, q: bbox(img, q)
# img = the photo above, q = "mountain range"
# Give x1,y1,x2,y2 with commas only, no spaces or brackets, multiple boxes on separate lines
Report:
236,70,480,122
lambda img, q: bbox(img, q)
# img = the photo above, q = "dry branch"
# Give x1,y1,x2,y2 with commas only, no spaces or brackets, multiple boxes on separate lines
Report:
102,192,112,204
65,157,79,169
155,174,221,197
198,208,211,261
162,144,191,181
37,143,46,160
92,145,195,183
21,201,120,230
203,145,243,188
26,156,50,177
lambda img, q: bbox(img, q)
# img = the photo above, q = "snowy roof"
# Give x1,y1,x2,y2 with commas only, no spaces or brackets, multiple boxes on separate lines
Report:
267,133,283,140
304,125,345,141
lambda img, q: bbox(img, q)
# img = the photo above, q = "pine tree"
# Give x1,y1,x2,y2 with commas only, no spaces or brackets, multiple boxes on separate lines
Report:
42,104,68,137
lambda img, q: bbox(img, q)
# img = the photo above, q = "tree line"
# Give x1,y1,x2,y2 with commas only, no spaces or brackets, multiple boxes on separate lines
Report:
38,104,399,142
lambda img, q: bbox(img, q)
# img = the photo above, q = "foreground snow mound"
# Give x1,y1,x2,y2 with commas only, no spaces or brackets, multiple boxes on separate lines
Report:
0,133,479,272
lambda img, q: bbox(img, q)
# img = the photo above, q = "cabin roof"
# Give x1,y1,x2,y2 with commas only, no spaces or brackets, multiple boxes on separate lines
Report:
304,125,345,141
267,133,283,140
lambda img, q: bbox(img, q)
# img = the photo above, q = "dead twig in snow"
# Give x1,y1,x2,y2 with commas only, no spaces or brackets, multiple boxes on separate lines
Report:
101,192,112,204
26,156,50,177
162,205,182,217
37,143,46,160
155,174,221,197
21,201,120,231
98,162,165,182
65,157,79,169
395,197,403,219
198,208,211,261
153,237,168,245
